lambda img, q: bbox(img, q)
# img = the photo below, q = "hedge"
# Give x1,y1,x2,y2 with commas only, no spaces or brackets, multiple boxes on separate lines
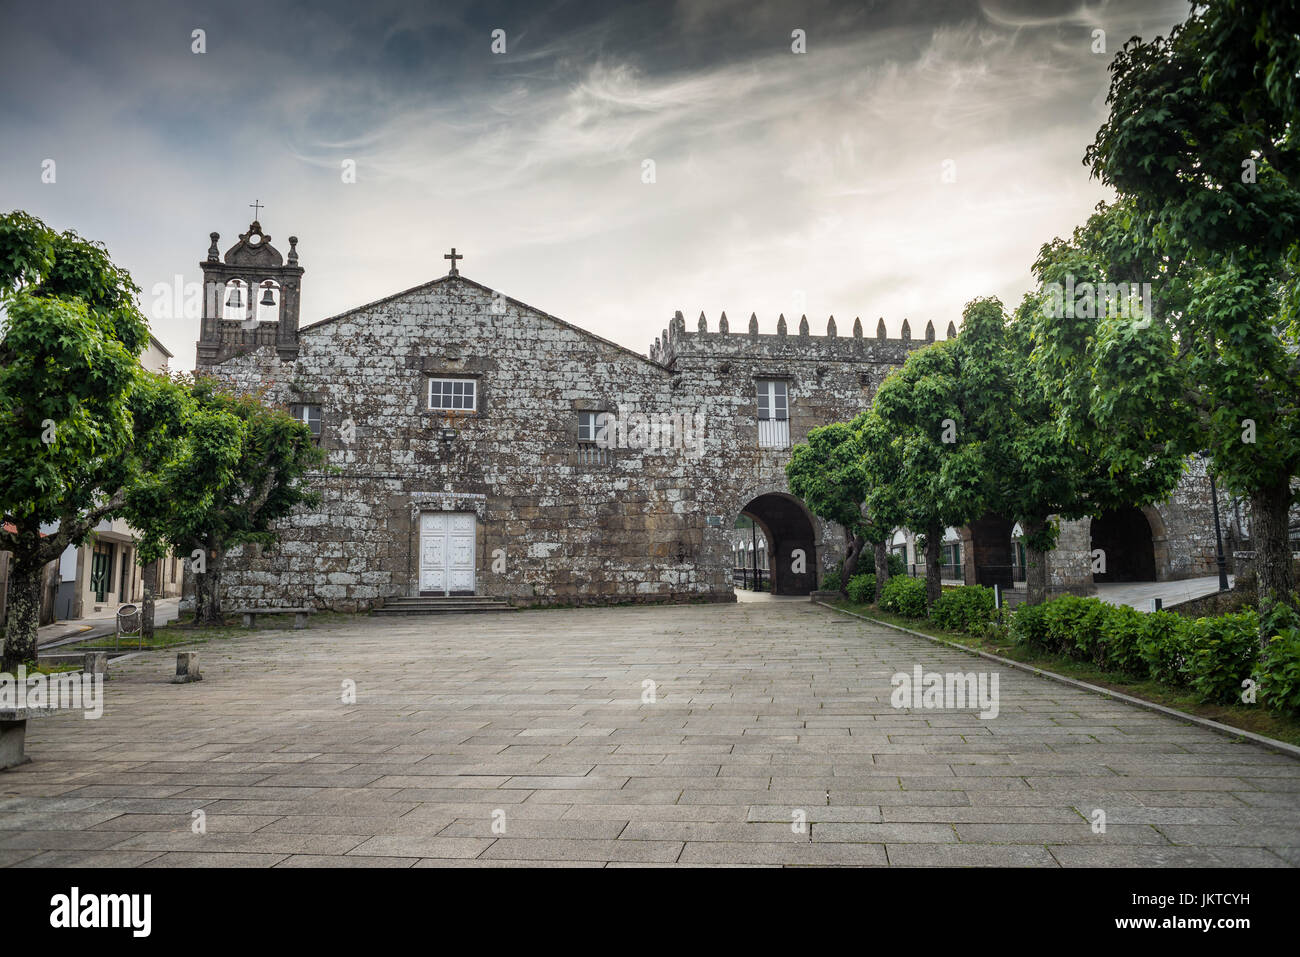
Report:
1184,611,1259,705
1004,597,1300,717
929,585,995,634
879,575,927,617
845,573,876,605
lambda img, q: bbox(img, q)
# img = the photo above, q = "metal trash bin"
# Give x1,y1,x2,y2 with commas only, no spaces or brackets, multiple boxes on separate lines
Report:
115,603,142,651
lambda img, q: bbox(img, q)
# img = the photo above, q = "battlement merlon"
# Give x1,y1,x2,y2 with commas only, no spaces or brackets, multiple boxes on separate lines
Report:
648,311,956,366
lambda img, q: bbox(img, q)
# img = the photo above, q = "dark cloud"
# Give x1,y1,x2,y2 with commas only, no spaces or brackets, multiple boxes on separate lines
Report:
0,0,1191,368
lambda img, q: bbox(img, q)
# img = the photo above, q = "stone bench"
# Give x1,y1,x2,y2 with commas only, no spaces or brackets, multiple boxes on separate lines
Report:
228,607,315,630
0,707,54,771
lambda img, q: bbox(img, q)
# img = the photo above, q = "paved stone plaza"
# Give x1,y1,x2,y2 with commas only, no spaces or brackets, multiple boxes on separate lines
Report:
2,602,1298,867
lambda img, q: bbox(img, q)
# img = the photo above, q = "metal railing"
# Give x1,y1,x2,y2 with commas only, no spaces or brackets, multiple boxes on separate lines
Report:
733,566,768,591
757,419,790,449
575,444,613,466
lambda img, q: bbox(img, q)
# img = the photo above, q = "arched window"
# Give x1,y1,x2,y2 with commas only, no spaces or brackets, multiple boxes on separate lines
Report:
221,279,247,322
256,279,281,324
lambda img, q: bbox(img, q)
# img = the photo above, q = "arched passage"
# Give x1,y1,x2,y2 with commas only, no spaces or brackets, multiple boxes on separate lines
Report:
1090,507,1156,582
738,492,817,595
959,512,1016,588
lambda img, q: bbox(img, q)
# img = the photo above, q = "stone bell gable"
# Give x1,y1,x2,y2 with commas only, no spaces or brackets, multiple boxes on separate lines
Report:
196,219,304,369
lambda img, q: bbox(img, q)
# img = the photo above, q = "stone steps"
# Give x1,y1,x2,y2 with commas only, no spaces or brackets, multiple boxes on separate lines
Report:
372,596,516,616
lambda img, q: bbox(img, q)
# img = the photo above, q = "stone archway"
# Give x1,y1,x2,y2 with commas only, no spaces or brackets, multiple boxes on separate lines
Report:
1090,507,1157,583
960,512,1016,588
737,492,818,595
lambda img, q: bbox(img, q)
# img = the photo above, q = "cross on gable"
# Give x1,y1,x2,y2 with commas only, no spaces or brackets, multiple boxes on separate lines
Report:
444,247,463,276
249,199,264,221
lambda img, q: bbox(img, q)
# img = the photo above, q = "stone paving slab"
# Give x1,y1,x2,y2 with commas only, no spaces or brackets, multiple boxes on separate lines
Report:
2,601,1298,866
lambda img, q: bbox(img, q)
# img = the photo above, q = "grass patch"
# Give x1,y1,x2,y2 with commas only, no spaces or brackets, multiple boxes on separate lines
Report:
834,599,1300,750
71,609,359,652
2,662,81,678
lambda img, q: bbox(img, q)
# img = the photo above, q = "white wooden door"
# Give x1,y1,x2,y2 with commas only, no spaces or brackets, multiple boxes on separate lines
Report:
419,512,476,595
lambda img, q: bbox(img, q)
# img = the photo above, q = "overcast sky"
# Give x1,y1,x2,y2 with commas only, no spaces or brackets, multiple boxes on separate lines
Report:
0,0,1190,369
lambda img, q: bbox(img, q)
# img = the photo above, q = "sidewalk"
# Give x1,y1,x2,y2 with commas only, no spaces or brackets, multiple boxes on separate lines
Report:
36,597,182,650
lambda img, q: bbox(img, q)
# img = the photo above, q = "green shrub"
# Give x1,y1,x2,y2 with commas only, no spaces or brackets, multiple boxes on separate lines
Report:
1010,602,1051,649
1042,595,1110,660
845,573,876,605
929,585,995,634
887,552,906,578
1137,610,1194,685
879,575,927,618
1259,626,1300,718
1097,604,1148,676
821,563,843,593
1185,611,1259,705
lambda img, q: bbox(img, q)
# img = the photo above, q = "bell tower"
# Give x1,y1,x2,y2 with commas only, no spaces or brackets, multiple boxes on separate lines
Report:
196,213,304,370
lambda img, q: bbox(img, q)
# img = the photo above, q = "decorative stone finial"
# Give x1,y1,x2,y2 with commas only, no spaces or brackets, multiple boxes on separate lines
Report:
749,313,758,336
876,318,887,339
947,321,958,339
901,318,911,340
698,311,707,333
777,314,787,336
827,315,837,338
719,311,729,334
207,232,220,262
853,317,863,339
287,236,299,265
925,319,935,342
798,314,809,336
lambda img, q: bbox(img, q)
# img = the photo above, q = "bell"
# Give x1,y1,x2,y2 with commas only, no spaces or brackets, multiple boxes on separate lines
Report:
260,287,276,307
225,287,242,309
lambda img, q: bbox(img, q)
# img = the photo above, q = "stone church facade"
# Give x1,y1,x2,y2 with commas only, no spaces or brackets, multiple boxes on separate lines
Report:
193,220,1241,611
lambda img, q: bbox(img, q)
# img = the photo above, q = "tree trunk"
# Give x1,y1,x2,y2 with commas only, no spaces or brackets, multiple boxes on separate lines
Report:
924,522,942,607
1022,515,1050,606
197,541,225,626
2,557,43,671
842,533,863,587
874,541,888,604
141,560,157,642
1252,481,1296,622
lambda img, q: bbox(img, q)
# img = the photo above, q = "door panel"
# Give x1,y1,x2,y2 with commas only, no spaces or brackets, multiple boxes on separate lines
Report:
419,512,476,595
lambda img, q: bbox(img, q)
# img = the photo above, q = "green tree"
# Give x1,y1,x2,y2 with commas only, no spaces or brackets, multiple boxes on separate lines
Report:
1082,0,1300,610
118,372,201,641
0,212,159,669
787,416,890,598
859,343,977,607
162,376,324,625
974,289,1186,604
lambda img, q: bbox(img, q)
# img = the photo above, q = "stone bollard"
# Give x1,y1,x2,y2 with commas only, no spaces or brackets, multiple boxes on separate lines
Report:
171,652,202,684
82,652,108,679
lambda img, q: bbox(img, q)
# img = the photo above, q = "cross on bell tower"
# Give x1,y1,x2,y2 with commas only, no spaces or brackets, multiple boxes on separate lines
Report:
444,247,463,276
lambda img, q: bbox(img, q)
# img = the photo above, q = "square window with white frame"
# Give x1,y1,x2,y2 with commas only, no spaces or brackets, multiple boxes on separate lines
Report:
577,411,609,444
428,377,477,412
289,403,322,442
755,379,790,448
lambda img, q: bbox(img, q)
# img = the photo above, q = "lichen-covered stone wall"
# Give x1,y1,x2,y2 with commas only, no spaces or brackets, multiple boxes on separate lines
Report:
197,271,1247,610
